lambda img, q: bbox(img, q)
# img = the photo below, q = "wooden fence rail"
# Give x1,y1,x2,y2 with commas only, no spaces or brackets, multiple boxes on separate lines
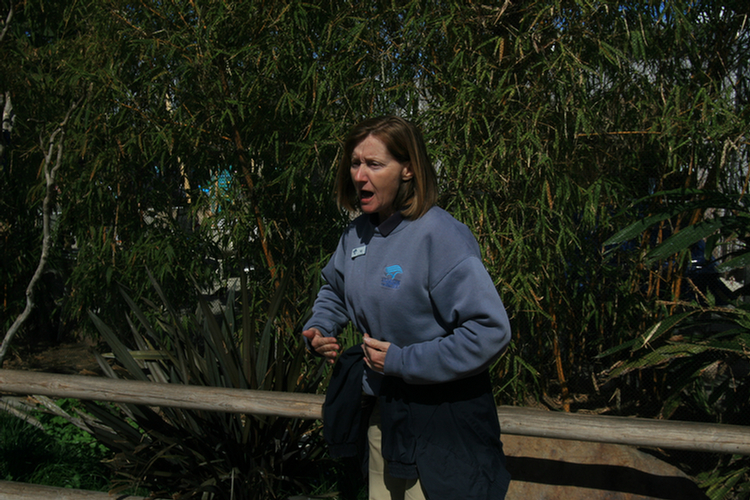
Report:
1,369,750,456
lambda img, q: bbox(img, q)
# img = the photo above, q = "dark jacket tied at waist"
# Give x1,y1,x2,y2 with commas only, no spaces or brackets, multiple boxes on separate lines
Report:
324,346,511,500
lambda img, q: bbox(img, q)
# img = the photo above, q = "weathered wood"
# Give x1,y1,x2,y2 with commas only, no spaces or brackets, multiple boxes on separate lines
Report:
0,480,150,499
1,369,749,455
497,405,750,455
0,368,323,419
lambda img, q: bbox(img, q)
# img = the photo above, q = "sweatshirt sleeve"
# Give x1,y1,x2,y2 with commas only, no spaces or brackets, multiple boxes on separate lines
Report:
383,256,511,384
304,282,349,339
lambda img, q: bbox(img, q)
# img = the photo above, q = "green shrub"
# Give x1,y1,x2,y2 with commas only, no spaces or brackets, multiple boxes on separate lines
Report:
0,406,110,490
602,188,750,496
86,271,336,499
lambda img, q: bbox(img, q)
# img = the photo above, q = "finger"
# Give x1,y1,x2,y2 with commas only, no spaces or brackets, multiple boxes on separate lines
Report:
362,342,372,364
315,338,340,353
311,334,333,347
364,350,382,373
363,337,379,363
303,328,323,343
371,348,383,366
324,342,339,364
317,336,339,346
323,345,340,356
362,344,373,369
318,339,341,360
363,334,383,351
363,335,387,372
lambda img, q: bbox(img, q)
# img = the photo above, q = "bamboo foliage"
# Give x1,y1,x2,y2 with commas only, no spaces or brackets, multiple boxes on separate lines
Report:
2,0,749,428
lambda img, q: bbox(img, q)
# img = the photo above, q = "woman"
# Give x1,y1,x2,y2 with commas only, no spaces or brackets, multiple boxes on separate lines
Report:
303,116,511,499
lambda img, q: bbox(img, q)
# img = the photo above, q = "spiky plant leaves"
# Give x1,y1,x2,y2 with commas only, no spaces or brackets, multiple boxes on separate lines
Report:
87,311,149,383
198,294,242,389
87,273,329,499
256,270,294,391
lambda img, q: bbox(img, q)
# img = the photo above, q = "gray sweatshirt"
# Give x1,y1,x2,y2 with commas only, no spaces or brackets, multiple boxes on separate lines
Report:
305,206,511,390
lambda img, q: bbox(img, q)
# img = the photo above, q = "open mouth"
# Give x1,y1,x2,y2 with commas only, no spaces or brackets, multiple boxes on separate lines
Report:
359,190,374,202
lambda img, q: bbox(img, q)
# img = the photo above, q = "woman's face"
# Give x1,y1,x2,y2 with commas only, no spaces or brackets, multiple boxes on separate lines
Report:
350,135,413,223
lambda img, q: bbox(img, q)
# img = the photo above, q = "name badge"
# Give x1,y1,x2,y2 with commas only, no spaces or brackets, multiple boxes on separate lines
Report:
351,245,366,258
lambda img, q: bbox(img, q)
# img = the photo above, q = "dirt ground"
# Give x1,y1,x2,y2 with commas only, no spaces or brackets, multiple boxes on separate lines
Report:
2,336,102,375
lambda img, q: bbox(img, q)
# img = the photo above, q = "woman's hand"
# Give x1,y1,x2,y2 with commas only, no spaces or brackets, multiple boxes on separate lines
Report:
303,328,340,365
362,333,390,373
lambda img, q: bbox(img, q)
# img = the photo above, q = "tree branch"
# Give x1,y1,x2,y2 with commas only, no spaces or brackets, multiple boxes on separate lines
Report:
1,5,14,161
0,5,12,44
0,97,82,366
0,91,13,161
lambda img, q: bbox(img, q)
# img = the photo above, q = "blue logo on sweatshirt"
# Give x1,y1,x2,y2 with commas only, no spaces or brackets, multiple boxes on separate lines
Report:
382,265,403,289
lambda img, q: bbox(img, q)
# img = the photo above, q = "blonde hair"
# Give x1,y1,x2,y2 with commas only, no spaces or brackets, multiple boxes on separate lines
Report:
335,116,437,220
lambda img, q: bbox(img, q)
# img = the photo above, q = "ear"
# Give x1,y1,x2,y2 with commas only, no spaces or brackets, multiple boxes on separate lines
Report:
401,162,414,181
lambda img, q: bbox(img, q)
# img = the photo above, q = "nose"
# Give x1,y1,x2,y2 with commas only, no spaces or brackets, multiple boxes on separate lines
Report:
352,165,367,184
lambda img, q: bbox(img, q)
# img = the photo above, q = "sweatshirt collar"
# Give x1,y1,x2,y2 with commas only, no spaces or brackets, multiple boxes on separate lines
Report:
372,211,404,237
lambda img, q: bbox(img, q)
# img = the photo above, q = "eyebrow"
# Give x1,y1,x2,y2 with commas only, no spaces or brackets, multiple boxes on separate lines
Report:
351,154,382,162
